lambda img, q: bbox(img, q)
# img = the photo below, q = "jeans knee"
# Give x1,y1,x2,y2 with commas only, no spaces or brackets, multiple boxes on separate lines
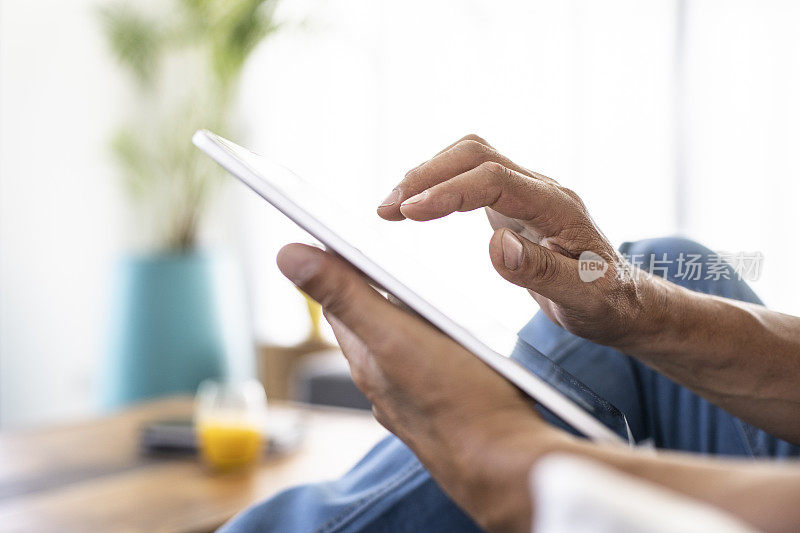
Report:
619,237,713,264
617,236,762,304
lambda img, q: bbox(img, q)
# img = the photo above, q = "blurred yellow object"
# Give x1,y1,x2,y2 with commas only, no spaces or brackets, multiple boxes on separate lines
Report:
197,418,264,470
299,289,324,343
194,380,268,471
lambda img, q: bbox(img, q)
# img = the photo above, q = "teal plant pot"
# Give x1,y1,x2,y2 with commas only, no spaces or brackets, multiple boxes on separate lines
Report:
104,252,253,409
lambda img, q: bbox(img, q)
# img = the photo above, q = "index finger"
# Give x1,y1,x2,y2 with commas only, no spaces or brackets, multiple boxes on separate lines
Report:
377,134,493,221
398,162,583,238
377,135,553,221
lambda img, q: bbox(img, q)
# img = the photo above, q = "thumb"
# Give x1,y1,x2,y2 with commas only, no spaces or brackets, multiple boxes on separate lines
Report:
276,243,411,348
489,229,585,306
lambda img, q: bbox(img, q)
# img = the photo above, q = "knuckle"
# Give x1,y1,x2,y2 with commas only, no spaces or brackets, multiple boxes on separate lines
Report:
527,248,561,285
555,220,603,258
557,185,587,209
479,160,509,181
403,165,421,180
454,139,489,157
460,133,489,145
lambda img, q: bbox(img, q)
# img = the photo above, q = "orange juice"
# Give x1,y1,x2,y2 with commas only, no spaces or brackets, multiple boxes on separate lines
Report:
197,419,264,470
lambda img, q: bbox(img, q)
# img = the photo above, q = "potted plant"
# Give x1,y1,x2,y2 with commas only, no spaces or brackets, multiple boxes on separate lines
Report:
99,0,282,407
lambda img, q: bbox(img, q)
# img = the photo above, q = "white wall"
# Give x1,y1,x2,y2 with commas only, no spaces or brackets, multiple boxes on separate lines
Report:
240,0,800,353
0,0,126,427
238,0,678,345
682,0,800,312
1,0,799,428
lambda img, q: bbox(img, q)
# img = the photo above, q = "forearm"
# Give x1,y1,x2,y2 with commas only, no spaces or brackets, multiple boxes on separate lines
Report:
446,416,800,533
625,275,800,443
561,437,800,532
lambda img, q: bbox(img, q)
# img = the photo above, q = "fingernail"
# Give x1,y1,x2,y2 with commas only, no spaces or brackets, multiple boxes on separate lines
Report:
502,231,523,271
401,190,428,206
379,189,400,207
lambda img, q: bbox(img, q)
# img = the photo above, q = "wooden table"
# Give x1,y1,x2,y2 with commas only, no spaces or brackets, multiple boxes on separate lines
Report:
0,397,387,532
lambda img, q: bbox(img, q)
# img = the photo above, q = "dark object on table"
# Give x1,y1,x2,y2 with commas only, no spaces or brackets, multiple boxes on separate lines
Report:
293,350,371,410
140,416,303,457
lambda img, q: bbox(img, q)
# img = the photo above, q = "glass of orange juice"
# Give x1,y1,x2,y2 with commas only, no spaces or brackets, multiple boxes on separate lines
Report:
194,379,268,471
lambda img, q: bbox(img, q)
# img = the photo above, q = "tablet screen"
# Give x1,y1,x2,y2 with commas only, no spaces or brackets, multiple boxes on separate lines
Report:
195,130,634,445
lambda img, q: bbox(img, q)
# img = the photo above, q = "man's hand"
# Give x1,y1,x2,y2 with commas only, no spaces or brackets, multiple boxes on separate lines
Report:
377,134,800,446
277,243,569,532
276,245,800,533
377,134,664,348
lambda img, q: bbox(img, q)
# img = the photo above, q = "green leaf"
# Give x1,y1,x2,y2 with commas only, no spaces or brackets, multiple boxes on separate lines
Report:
96,3,164,87
99,0,284,250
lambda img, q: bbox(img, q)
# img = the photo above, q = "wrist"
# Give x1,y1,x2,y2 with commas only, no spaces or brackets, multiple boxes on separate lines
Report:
614,271,679,355
444,411,573,532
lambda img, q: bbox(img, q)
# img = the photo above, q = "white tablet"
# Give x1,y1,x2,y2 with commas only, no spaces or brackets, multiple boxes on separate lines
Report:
193,129,633,446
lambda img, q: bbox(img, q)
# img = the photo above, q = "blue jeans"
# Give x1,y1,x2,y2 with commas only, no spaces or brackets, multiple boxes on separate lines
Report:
223,238,800,532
